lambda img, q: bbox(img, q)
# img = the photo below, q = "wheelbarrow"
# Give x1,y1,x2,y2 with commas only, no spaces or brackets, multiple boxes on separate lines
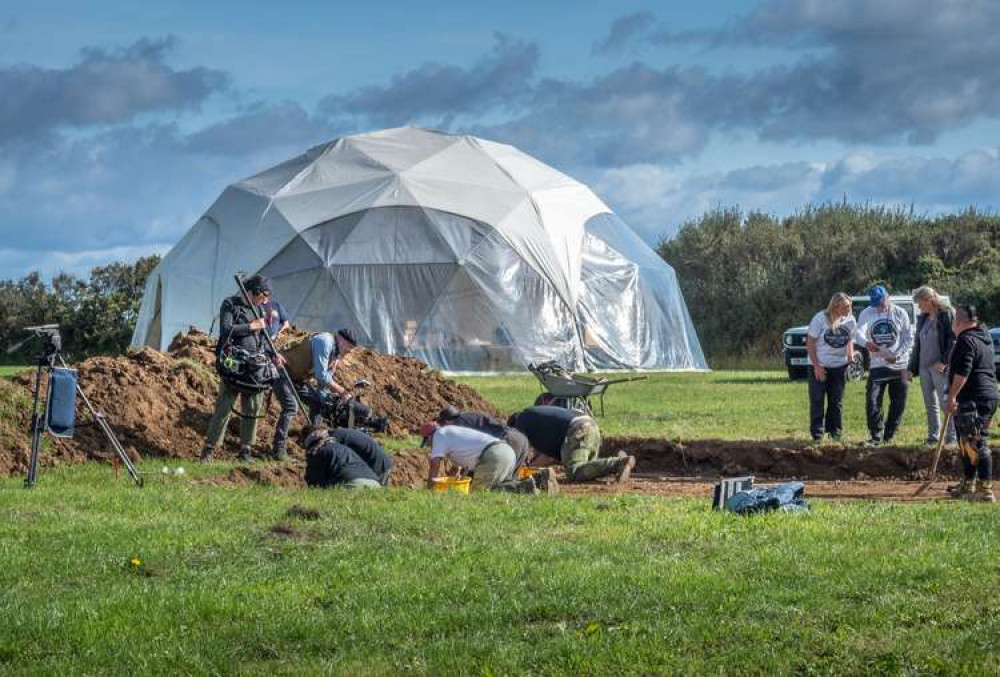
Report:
527,362,647,416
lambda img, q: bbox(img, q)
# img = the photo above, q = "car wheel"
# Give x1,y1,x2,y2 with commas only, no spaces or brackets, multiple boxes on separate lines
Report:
847,352,866,381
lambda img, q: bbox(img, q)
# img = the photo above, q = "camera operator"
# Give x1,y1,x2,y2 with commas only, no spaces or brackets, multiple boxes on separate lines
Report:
944,303,998,502
200,275,273,463
436,405,530,469
282,329,360,425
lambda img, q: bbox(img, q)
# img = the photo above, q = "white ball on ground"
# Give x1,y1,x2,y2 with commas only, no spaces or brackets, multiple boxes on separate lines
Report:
173,467,186,476
161,466,170,475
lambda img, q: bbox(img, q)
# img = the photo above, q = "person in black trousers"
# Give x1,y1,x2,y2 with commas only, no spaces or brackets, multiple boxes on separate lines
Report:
944,303,999,502
806,293,856,442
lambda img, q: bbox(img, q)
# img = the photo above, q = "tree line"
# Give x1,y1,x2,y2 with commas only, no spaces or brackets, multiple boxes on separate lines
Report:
657,203,1000,360
0,256,160,363
3,203,998,365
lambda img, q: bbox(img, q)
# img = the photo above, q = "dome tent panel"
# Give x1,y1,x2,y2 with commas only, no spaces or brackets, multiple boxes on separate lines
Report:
462,231,582,369
297,211,366,265
279,268,364,337
579,213,708,370
345,128,461,173
272,176,397,232
133,127,706,372
406,267,527,372
273,140,397,197
402,136,524,192
328,206,478,265
328,262,459,355
134,216,220,349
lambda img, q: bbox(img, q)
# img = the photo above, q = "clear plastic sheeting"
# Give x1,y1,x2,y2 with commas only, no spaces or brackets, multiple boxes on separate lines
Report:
132,127,707,372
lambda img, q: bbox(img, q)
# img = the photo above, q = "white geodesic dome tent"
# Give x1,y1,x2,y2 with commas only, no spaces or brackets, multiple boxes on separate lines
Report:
132,127,707,372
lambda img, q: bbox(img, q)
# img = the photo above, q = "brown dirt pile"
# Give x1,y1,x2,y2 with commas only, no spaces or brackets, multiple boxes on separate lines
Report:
0,327,498,477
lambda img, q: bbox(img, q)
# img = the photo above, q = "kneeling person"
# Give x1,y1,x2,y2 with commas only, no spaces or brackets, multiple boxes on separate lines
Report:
330,427,393,485
509,405,635,483
300,426,382,489
436,405,530,469
421,422,547,493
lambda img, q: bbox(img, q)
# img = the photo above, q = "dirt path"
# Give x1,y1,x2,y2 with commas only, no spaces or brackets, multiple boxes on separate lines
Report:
202,438,962,502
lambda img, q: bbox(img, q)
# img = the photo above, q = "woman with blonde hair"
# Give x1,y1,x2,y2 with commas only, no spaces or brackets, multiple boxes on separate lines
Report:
806,292,856,442
907,285,956,447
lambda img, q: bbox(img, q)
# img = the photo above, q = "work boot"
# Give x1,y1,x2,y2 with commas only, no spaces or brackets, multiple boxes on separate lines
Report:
947,478,973,499
199,445,214,463
862,438,882,449
616,454,636,484
271,445,288,462
237,445,254,463
534,468,560,495
964,481,995,503
515,476,537,495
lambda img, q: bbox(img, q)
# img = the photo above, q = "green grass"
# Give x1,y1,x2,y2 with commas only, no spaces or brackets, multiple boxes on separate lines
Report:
457,370,929,446
0,365,27,378
2,465,999,675
1,370,990,674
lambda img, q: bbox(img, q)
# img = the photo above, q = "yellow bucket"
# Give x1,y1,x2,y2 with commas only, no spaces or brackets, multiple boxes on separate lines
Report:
431,476,471,494
516,467,537,480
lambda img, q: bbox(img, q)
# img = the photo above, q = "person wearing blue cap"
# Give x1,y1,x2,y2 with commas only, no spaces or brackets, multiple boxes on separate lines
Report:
855,285,914,446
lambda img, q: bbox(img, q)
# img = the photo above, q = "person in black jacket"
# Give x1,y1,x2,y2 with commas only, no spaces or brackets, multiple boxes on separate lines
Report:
945,303,999,502
200,275,272,463
436,405,531,469
908,286,957,447
329,427,394,485
299,426,382,489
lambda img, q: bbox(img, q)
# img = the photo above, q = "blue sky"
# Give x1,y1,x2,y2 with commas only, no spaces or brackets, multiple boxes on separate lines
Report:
2,0,999,278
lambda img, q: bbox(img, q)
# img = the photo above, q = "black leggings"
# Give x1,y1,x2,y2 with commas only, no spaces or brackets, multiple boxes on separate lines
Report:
808,365,847,438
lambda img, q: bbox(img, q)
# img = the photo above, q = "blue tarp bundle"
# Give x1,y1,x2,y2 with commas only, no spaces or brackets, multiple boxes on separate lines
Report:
46,367,77,438
723,481,809,515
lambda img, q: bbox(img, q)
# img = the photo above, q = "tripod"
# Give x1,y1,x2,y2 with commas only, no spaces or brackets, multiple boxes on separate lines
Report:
21,326,143,488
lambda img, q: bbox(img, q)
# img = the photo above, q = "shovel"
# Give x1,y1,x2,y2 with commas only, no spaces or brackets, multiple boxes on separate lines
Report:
913,411,952,497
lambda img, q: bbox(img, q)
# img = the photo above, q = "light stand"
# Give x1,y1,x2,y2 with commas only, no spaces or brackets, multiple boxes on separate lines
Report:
18,325,143,488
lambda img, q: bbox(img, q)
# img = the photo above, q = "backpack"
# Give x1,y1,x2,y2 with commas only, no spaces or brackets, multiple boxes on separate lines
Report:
217,344,279,394
215,300,278,394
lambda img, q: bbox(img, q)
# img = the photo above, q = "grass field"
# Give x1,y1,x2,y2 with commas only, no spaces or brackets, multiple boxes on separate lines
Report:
2,370,997,674
3,464,1000,675
456,370,929,446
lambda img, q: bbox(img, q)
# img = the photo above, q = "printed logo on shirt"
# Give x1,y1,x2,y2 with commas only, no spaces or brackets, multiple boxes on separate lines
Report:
870,319,898,348
823,326,851,349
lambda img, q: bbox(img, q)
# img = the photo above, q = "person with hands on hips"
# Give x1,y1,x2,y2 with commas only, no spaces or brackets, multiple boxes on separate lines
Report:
806,292,856,442
855,285,914,447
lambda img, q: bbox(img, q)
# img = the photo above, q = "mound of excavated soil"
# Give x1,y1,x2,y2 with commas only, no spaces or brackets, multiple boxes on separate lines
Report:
0,327,499,477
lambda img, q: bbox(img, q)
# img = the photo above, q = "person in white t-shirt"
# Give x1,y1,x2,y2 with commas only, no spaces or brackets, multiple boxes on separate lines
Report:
854,285,914,447
420,422,552,494
806,292,856,442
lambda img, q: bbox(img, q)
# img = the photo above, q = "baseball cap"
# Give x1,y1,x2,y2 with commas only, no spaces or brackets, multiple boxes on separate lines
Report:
419,420,439,447
437,405,460,423
244,275,271,295
868,285,888,306
336,328,359,346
